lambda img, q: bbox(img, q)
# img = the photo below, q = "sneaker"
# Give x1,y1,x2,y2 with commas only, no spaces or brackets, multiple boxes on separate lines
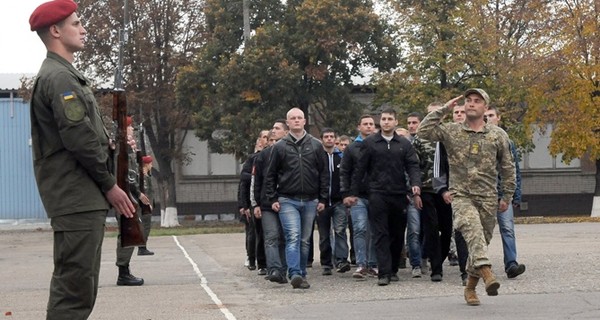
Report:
322,267,333,276
290,275,304,288
352,267,368,279
421,259,429,275
299,278,311,289
390,274,400,282
336,261,351,273
244,257,250,267
411,267,422,278
431,274,443,282
258,268,267,276
377,276,390,286
367,267,379,277
247,264,256,271
506,263,526,279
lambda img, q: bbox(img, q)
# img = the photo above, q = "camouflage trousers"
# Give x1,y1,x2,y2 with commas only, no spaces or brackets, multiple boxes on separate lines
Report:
452,196,498,276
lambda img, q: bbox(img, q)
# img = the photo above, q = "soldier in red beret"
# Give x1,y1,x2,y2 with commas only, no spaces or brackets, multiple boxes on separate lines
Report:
138,155,156,256
29,1,135,319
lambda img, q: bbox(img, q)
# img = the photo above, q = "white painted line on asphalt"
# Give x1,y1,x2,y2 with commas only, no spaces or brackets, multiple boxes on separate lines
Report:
173,235,237,320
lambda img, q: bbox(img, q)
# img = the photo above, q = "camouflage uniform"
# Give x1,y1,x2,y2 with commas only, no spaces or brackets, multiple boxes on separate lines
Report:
418,105,516,276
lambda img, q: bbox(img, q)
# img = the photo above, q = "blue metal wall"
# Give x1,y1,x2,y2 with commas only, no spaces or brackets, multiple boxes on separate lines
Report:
0,96,46,220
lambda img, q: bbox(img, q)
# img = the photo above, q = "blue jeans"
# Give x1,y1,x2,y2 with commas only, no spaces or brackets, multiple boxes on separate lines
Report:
317,203,349,267
350,198,377,268
278,197,317,278
497,205,518,271
261,209,287,275
406,202,422,267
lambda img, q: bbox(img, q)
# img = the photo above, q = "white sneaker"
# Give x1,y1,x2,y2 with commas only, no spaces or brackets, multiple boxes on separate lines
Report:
244,256,250,267
412,267,422,278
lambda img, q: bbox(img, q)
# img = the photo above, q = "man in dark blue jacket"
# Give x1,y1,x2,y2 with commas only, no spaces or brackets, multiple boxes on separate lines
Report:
265,108,329,289
316,128,351,276
352,108,422,286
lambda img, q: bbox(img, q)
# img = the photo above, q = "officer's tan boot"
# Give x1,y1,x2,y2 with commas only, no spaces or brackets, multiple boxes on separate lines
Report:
478,265,500,296
464,275,480,306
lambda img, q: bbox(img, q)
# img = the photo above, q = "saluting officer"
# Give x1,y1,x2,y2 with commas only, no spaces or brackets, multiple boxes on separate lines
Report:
29,1,135,318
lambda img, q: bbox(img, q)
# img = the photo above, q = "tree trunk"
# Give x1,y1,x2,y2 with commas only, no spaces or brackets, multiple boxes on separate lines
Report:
591,158,600,217
161,172,180,227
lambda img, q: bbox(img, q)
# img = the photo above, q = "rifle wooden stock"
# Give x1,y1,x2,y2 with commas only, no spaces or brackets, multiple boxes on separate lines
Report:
136,150,153,215
113,90,146,248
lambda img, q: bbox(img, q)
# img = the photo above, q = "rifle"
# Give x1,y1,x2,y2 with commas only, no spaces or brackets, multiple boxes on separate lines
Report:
137,125,152,215
112,0,144,248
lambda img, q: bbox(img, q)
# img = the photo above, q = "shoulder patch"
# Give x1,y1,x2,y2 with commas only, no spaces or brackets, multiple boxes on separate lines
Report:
61,92,85,122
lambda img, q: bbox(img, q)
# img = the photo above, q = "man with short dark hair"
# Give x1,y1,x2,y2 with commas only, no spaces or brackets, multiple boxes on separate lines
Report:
253,120,289,284
341,115,378,279
352,108,422,286
317,128,351,276
484,106,525,279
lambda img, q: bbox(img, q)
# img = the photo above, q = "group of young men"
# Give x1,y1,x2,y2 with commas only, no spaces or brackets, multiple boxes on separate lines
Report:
238,89,526,306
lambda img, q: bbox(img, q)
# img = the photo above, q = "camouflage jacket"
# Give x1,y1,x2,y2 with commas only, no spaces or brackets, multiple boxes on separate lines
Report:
417,105,516,203
412,136,437,194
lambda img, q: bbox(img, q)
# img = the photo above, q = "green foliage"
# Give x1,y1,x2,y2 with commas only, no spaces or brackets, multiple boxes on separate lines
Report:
375,0,550,150
177,0,399,158
525,0,600,164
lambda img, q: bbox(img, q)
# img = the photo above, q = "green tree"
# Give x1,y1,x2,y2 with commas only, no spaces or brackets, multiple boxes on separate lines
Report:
78,0,205,226
177,0,400,159
375,0,549,146
524,0,600,214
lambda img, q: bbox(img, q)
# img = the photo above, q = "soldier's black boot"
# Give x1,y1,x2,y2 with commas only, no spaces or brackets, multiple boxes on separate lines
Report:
138,246,154,256
117,266,144,286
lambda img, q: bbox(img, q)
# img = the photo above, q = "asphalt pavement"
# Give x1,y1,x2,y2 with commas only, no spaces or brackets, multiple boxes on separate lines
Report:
1,222,599,319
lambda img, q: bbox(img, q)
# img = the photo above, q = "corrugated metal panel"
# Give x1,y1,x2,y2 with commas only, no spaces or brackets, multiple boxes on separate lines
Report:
0,96,47,219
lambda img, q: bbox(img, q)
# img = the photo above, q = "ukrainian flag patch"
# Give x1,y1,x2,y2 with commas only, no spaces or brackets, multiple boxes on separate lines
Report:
62,91,75,100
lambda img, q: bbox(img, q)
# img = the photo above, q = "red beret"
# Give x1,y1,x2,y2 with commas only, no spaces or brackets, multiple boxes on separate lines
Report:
142,156,153,164
30,0,78,32
126,116,133,126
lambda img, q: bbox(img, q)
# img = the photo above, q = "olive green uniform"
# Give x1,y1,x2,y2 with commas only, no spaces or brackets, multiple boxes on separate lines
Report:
30,52,114,319
141,173,154,241
418,105,516,275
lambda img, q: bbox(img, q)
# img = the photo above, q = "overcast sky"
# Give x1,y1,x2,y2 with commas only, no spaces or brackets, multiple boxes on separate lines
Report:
1,0,57,75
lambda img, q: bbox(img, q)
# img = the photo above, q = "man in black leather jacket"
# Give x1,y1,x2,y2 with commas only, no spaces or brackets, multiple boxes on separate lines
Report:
265,107,329,289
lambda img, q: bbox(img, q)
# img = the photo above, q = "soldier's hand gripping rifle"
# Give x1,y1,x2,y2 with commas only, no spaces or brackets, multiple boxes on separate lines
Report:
112,0,145,248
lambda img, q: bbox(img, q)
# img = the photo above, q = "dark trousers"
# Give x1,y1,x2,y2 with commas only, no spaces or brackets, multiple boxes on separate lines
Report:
421,192,453,276
455,229,469,276
368,193,408,278
141,213,152,244
48,210,106,320
244,215,266,268
316,203,349,267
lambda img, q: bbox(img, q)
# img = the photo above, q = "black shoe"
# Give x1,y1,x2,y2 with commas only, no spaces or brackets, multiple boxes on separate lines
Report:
322,267,333,276
117,267,144,286
137,247,154,256
390,274,400,282
299,278,311,289
377,276,390,286
461,273,468,286
291,275,304,288
431,274,443,282
336,261,351,273
306,262,313,268
258,268,267,276
506,263,526,279
247,264,257,271
267,270,287,284
399,258,407,269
